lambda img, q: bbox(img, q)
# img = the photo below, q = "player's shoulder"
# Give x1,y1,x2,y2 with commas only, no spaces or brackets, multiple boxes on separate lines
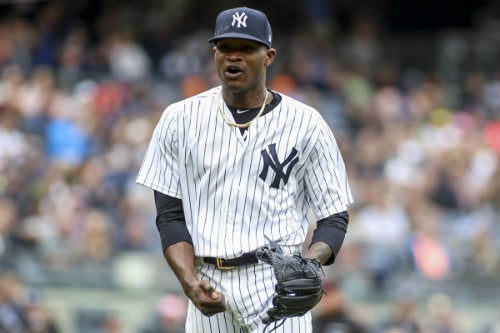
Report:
277,92,323,120
155,87,219,127
185,86,220,102
167,86,220,111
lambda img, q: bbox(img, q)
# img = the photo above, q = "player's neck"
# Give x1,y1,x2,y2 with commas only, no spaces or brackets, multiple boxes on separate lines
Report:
222,87,270,109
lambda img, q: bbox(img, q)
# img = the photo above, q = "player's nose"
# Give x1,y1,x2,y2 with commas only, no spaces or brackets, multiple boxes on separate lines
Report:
226,53,243,62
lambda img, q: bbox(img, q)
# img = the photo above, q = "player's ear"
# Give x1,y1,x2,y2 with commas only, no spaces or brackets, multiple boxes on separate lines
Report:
265,48,276,66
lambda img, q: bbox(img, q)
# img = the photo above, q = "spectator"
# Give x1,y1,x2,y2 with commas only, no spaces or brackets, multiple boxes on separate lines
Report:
381,295,422,333
421,293,459,333
141,294,187,333
312,280,368,333
102,28,151,83
0,270,59,333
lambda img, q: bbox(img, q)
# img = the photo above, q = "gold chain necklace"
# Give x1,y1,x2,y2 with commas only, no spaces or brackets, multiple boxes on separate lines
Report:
218,90,269,128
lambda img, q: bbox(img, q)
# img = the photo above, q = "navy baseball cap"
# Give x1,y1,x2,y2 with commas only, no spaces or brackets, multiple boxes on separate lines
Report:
208,7,272,48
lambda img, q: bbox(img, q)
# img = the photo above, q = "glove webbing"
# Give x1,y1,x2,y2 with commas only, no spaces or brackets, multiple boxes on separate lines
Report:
263,318,286,333
264,235,283,254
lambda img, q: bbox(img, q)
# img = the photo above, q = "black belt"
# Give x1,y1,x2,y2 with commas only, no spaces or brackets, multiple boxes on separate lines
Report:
202,252,258,270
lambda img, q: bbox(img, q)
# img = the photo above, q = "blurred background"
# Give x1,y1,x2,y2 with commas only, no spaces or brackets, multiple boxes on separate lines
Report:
0,0,499,332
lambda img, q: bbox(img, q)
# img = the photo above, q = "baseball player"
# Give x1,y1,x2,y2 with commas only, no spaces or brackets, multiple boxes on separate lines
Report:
137,6,353,333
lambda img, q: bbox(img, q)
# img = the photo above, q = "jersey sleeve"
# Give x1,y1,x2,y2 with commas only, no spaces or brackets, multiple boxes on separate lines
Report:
136,107,182,198
304,118,353,219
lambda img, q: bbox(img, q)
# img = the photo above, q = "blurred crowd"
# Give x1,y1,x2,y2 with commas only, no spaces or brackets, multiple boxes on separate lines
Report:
1,1,500,332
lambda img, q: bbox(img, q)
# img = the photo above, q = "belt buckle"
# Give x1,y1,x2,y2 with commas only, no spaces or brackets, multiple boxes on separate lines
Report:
216,258,235,270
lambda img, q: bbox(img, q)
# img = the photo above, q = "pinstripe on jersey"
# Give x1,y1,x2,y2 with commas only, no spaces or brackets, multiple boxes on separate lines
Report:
136,86,353,259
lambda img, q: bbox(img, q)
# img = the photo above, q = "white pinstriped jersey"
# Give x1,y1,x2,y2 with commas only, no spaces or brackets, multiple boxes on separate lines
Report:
137,86,353,258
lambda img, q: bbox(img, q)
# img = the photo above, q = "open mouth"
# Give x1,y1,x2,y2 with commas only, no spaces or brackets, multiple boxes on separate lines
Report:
225,66,243,77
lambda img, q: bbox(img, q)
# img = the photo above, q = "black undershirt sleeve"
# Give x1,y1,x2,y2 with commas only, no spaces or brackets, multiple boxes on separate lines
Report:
154,190,192,252
309,211,349,266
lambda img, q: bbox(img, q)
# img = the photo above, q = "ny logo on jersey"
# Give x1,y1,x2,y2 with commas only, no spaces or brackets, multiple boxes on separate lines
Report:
259,144,299,189
232,12,248,28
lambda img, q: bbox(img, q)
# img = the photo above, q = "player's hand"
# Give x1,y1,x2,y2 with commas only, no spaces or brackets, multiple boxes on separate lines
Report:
186,279,226,316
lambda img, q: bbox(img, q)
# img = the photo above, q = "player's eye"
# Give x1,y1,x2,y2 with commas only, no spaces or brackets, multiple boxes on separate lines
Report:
242,45,256,52
216,42,258,54
216,44,229,52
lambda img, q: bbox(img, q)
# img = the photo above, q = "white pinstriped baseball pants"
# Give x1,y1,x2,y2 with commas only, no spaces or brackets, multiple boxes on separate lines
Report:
185,248,312,333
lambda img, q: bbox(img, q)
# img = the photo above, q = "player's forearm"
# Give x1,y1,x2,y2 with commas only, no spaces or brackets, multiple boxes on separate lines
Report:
164,241,200,293
305,241,333,265
164,242,226,315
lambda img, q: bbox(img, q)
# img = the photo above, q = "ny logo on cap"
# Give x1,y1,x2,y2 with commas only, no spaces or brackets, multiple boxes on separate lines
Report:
232,12,248,28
